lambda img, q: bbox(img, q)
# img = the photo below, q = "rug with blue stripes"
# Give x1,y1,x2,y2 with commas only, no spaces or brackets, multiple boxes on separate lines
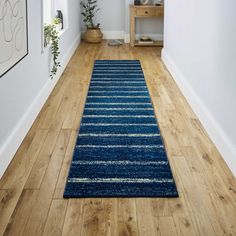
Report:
63,60,178,198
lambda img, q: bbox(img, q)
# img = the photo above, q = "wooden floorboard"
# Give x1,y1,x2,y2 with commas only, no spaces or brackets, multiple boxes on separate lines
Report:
0,41,235,236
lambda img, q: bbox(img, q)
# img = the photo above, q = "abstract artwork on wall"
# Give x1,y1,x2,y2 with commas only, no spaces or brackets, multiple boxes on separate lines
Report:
0,0,28,77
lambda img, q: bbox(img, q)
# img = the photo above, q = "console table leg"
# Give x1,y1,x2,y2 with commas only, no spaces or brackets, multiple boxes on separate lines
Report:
130,9,135,46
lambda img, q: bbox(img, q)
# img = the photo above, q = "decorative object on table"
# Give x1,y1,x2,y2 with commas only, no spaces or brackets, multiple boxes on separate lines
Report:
139,35,154,45
55,10,64,29
108,40,124,46
81,0,103,43
44,24,61,79
141,0,151,5
154,0,164,6
134,0,141,5
64,60,178,198
0,0,28,78
53,18,62,31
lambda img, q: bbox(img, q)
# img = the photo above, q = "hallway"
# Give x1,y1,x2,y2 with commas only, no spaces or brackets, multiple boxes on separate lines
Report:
0,42,236,236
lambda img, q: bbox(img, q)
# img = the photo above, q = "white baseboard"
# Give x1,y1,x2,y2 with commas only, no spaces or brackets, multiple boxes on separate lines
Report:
124,33,163,44
81,31,163,44
162,49,236,177
102,31,125,40
0,33,81,178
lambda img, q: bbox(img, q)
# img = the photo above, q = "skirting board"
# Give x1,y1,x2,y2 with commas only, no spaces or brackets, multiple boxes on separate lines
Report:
0,34,81,178
82,31,163,44
124,33,163,43
162,49,236,177
102,31,125,40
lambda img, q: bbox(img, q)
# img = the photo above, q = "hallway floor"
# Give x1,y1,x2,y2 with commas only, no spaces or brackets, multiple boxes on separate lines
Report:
0,41,236,236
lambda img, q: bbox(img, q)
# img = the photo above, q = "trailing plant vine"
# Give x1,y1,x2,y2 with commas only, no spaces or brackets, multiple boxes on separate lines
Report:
44,24,61,79
81,0,100,29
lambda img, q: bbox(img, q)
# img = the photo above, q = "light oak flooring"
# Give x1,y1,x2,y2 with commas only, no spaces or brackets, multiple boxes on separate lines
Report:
0,41,236,236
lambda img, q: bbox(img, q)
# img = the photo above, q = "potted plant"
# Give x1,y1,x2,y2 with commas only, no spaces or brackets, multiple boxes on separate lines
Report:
53,17,62,31
44,24,61,79
81,0,103,43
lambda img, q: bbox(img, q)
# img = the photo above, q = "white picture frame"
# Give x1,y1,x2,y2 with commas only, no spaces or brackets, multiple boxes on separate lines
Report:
0,0,28,77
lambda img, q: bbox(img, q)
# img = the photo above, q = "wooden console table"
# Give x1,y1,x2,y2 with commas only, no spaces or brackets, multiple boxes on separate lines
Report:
130,5,164,47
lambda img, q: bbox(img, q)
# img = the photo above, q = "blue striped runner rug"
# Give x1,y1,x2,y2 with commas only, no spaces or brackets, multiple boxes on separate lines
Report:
64,60,178,198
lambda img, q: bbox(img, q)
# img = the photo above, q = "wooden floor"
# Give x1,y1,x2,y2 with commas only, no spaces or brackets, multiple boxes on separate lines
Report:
0,41,236,236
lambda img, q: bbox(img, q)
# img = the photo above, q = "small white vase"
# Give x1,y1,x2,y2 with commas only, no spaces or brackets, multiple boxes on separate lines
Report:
55,23,62,31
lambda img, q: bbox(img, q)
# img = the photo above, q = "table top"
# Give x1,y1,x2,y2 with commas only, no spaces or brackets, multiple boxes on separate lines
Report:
130,4,164,8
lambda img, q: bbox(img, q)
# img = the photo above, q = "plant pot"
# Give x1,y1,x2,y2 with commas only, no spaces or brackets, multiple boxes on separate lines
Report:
84,28,103,43
55,23,62,31
44,35,51,47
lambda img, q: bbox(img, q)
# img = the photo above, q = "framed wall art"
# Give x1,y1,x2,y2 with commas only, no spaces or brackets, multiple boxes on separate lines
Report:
0,0,28,77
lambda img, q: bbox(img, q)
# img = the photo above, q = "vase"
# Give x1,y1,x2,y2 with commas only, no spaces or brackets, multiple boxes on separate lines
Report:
55,23,62,31
56,10,63,29
84,28,103,43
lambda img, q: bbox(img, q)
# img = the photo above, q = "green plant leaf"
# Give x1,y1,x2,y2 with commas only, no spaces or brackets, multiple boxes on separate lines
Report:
44,24,61,79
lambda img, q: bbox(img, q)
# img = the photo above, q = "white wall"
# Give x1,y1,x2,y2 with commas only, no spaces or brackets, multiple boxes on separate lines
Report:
96,0,125,31
95,0,126,39
162,0,236,176
0,0,81,177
